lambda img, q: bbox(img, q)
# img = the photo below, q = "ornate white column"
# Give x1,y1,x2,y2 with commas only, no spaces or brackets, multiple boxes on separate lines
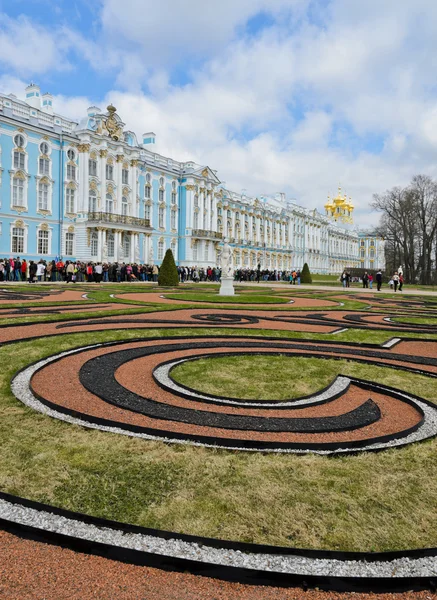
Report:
99,149,107,210
116,154,124,212
77,143,90,213
185,184,195,228
130,159,139,217
97,227,103,262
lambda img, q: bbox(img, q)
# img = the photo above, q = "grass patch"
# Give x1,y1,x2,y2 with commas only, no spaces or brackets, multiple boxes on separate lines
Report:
171,354,437,402
162,293,292,304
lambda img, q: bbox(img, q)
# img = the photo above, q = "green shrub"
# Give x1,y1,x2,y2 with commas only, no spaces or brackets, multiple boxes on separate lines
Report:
301,262,312,284
158,249,179,286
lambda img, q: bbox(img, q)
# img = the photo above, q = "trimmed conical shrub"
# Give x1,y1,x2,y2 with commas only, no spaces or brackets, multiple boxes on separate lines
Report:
300,262,312,284
158,249,179,286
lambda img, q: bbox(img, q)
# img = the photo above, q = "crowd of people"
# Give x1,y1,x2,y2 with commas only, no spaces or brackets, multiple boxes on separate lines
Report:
0,256,405,291
0,258,304,285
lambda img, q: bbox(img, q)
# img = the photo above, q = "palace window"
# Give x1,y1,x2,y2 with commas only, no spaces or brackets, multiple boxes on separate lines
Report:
171,239,177,257
145,185,151,199
12,176,25,206
38,230,49,254
39,157,50,176
88,189,97,213
159,177,164,187
123,235,130,259
40,142,49,155
122,169,129,185
14,134,25,148
38,182,49,211
106,164,114,180
192,241,198,261
89,159,97,176
12,227,25,254
105,193,114,214
159,189,164,202
121,195,128,216
90,232,98,257
193,211,199,229
158,240,164,260
204,241,209,261
13,150,25,170
67,148,75,161
171,191,177,204
67,164,76,180
194,194,199,207
145,204,151,220
66,188,75,213
65,232,74,256
107,234,115,258
171,209,176,229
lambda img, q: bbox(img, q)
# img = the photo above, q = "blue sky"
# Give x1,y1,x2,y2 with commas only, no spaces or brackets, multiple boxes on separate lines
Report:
1,0,437,224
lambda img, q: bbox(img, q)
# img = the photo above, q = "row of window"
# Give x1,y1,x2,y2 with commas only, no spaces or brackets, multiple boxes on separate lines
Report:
11,227,52,255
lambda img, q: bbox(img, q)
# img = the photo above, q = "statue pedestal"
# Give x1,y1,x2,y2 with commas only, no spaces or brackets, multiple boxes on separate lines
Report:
219,276,235,296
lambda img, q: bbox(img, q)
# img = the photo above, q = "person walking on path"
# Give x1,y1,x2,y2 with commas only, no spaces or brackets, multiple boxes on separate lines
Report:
376,270,382,291
393,272,399,292
398,272,404,292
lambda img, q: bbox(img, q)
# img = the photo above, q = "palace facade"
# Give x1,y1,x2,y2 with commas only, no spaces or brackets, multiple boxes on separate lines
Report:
0,83,384,273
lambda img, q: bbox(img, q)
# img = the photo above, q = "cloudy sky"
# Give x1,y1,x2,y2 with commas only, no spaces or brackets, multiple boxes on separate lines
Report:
1,0,436,224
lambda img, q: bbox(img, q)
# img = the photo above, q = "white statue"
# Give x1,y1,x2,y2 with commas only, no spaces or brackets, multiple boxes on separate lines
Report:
398,265,403,276
221,239,233,278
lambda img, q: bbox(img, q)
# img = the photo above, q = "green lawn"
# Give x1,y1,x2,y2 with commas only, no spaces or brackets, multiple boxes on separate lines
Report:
1,328,437,553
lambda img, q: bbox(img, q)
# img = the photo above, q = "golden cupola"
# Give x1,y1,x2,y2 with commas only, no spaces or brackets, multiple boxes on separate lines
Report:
325,186,354,224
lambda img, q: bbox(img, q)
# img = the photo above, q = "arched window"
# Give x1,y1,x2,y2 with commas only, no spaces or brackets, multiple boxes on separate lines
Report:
90,232,98,256
159,206,165,228
66,187,75,213
89,156,98,176
158,239,164,260
12,175,25,206
38,229,49,255
171,209,177,229
12,227,25,253
39,156,50,176
65,232,74,256
121,195,128,216
105,193,113,214
123,234,130,259
107,233,114,257
193,211,199,229
89,189,97,213
106,162,114,180
159,177,164,187
38,181,49,211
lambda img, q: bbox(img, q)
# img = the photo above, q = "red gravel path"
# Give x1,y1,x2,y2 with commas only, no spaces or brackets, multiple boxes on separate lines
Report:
0,531,435,600
30,338,423,445
0,309,340,344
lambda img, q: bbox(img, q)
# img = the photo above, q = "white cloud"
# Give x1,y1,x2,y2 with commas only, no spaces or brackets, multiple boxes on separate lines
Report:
0,14,71,75
3,0,437,228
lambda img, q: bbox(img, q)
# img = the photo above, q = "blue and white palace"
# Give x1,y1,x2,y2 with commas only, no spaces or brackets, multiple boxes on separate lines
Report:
0,83,384,273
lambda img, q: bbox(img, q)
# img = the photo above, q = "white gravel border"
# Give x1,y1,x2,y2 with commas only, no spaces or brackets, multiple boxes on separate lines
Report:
1,495,437,578
10,342,437,456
